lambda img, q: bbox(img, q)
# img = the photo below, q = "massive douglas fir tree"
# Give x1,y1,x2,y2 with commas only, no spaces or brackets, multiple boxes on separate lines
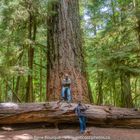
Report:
47,0,92,103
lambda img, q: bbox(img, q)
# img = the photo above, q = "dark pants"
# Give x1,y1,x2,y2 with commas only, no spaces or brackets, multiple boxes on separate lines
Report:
78,116,86,133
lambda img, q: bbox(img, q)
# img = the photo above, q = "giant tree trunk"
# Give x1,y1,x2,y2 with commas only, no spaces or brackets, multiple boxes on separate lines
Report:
0,102,140,128
47,0,91,103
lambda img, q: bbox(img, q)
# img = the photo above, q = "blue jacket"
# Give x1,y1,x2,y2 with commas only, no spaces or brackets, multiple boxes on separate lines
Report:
75,104,87,117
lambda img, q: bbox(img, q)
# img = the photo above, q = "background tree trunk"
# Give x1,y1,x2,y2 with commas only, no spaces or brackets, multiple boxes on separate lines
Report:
0,82,2,102
120,72,133,108
47,0,91,103
97,72,103,105
40,49,43,102
26,3,37,102
13,50,24,102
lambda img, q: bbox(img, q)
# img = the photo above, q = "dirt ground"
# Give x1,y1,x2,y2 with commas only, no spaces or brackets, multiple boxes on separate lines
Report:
0,126,140,140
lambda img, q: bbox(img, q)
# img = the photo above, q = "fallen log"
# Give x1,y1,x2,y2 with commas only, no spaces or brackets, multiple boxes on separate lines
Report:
0,101,140,128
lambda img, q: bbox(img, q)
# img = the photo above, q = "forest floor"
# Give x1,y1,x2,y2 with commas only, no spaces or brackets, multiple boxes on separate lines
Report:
0,126,140,140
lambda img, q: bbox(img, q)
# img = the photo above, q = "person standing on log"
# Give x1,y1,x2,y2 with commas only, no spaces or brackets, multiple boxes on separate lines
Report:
75,101,88,134
61,73,72,103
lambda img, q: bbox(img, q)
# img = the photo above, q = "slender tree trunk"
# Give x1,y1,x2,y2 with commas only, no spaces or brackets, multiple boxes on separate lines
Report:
134,78,138,105
5,79,8,102
0,82,2,102
12,77,15,101
135,1,140,42
13,51,24,102
112,80,116,106
40,49,43,102
134,0,140,107
32,16,37,102
26,4,37,102
97,72,103,105
14,77,20,101
93,9,97,36
26,12,34,102
47,0,91,103
111,0,116,24
120,72,133,108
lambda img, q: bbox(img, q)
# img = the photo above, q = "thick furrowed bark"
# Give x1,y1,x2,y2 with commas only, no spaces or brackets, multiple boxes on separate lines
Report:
47,0,91,103
0,102,140,128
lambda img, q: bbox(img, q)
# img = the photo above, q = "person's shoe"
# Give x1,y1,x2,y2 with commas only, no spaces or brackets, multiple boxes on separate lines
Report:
68,104,72,107
83,130,92,136
60,97,65,103
80,131,84,134
67,101,72,107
